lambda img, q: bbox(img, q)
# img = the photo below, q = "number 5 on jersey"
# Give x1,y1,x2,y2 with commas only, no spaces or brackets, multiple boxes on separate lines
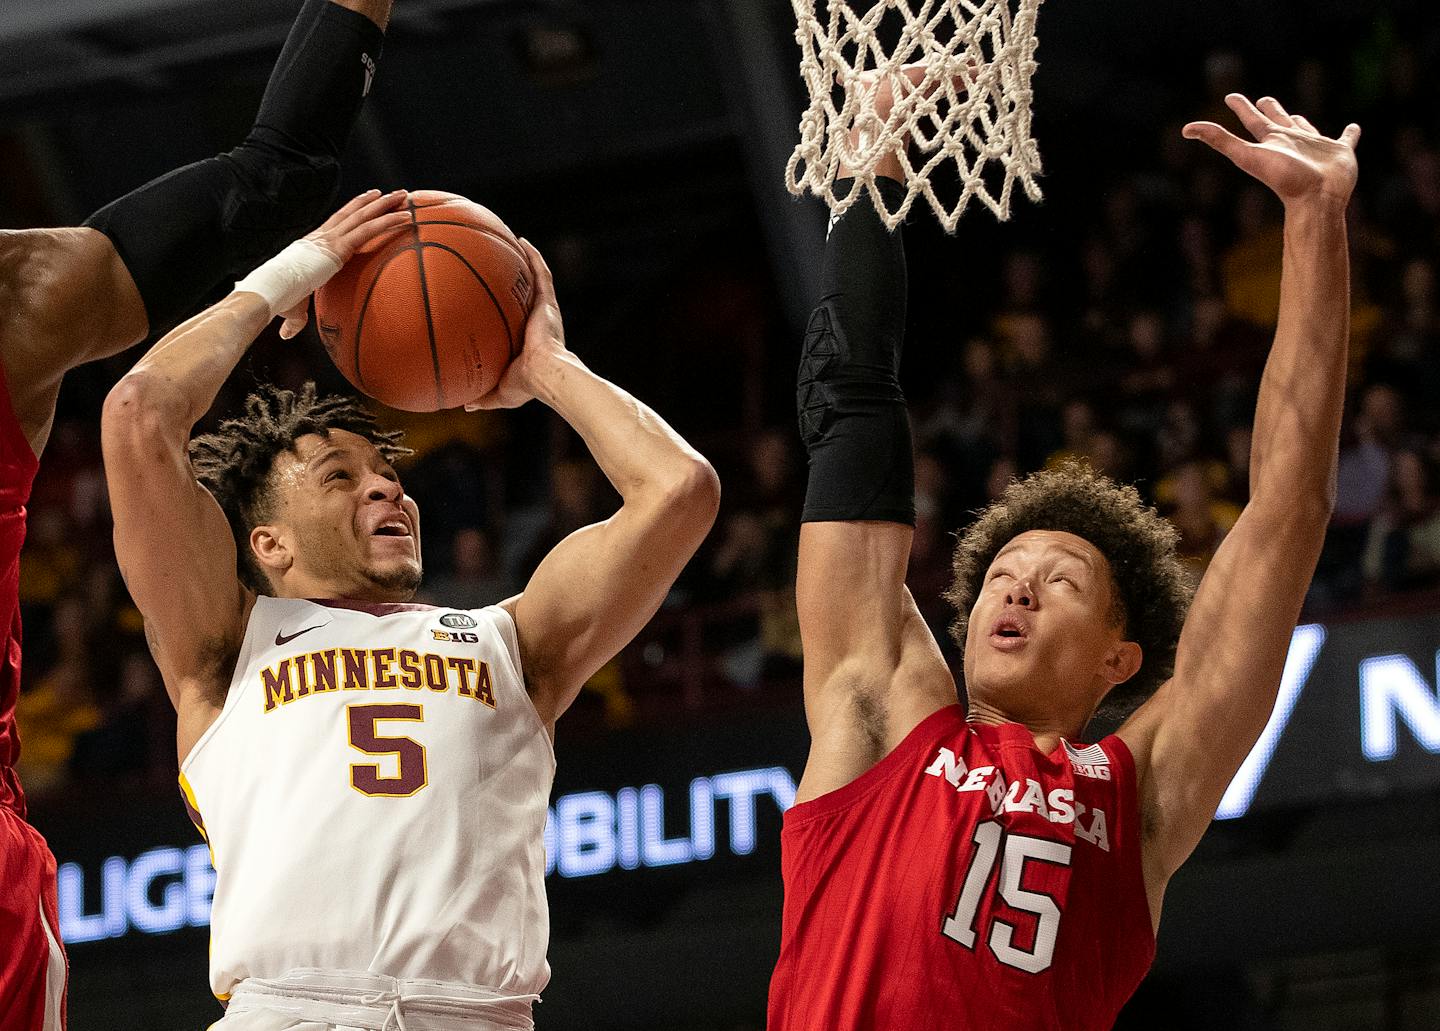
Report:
942,822,1072,974
348,703,429,797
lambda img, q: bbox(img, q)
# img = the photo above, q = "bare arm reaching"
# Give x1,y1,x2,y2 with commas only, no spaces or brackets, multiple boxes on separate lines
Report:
102,190,410,758
792,71,960,805
1117,95,1360,912
482,242,720,731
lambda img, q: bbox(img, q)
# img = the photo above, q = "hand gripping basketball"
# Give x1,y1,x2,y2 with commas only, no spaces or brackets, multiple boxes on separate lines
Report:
464,239,567,412
312,190,533,411
261,189,412,338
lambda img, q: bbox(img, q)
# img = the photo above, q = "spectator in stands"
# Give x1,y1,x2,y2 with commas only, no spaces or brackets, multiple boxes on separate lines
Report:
1367,258,1440,423
908,451,956,652
70,649,168,784
17,508,81,612
996,311,1064,466
1363,448,1440,594
417,527,519,610
1155,398,1204,472
1378,143,1440,258
1078,235,1126,351
402,439,501,577
1113,309,1175,439
1158,460,1242,583
917,337,1008,513
1222,184,1284,327
1085,428,1131,482
1319,383,1407,604
14,595,102,798
514,457,614,580
1220,426,1253,507
1176,215,1221,297
1044,399,1099,470
1339,383,1406,517
706,429,801,687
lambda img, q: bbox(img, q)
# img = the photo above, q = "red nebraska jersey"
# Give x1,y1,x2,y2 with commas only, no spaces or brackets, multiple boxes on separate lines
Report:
769,704,1153,1030
0,356,66,1031
0,358,39,819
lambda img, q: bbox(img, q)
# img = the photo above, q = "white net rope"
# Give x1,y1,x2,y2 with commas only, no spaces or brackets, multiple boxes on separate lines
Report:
787,0,1046,231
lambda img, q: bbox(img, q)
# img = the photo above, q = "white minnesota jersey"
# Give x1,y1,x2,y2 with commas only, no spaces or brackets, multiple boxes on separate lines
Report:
180,597,555,1004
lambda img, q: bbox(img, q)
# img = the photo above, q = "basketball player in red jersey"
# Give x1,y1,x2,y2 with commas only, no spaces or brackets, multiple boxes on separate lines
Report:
768,76,1360,1029
0,3,392,1027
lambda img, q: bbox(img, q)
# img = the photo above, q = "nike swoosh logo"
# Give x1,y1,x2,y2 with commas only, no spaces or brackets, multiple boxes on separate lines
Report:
275,622,329,647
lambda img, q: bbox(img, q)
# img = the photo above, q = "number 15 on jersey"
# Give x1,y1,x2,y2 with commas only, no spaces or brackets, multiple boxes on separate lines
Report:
942,822,1072,974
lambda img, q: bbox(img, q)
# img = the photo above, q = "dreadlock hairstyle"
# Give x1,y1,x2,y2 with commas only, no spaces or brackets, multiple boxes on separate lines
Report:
189,381,412,593
944,462,1194,719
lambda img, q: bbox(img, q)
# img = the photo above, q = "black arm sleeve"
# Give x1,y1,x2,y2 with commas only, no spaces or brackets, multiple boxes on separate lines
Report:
83,0,385,334
798,178,915,525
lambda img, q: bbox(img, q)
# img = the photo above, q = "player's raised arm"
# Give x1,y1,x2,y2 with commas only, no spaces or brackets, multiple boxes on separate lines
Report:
792,72,958,805
102,190,410,753
473,242,719,730
1118,95,1360,893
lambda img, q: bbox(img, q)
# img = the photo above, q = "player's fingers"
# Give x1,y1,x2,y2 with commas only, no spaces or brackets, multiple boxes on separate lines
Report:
347,210,411,252
464,392,520,412
327,189,384,229
1291,114,1318,135
1225,93,1274,141
1340,123,1362,150
277,301,311,340
1255,96,1296,128
517,239,555,303
339,190,407,235
1182,120,1252,161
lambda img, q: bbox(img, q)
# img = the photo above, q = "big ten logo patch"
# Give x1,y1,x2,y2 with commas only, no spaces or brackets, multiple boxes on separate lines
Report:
432,629,479,644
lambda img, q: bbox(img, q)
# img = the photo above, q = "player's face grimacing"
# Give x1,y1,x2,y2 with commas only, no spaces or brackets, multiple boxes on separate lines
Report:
253,429,423,601
962,529,1141,726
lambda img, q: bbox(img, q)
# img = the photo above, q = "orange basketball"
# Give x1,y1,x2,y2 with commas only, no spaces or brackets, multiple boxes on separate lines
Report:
315,190,533,412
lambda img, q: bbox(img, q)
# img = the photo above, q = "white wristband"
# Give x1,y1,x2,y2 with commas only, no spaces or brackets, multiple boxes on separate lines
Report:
233,239,343,318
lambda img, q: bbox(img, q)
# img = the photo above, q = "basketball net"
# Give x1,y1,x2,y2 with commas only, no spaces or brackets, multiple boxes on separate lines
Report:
787,0,1046,231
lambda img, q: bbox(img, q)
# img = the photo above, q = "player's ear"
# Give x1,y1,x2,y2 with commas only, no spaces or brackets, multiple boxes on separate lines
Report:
1102,640,1143,687
250,524,293,578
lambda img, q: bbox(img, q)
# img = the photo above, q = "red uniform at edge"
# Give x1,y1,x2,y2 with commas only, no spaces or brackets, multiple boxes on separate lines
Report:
0,359,66,1031
768,705,1153,1031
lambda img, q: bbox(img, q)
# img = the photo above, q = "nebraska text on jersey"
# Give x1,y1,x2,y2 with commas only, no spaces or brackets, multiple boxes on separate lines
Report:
924,745,1110,851
768,707,1154,1031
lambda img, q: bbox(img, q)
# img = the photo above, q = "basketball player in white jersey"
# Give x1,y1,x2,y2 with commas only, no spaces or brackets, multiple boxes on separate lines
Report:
100,189,721,1030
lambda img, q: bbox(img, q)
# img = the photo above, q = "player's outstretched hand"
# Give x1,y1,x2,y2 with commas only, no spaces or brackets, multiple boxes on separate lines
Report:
465,239,569,411
277,189,411,339
852,61,975,118
1183,94,1359,209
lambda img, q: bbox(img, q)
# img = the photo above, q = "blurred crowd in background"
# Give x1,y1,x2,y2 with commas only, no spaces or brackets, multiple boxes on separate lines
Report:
14,35,1440,805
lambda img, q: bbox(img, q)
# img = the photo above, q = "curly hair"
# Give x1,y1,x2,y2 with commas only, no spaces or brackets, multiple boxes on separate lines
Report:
189,382,411,594
944,462,1193,718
